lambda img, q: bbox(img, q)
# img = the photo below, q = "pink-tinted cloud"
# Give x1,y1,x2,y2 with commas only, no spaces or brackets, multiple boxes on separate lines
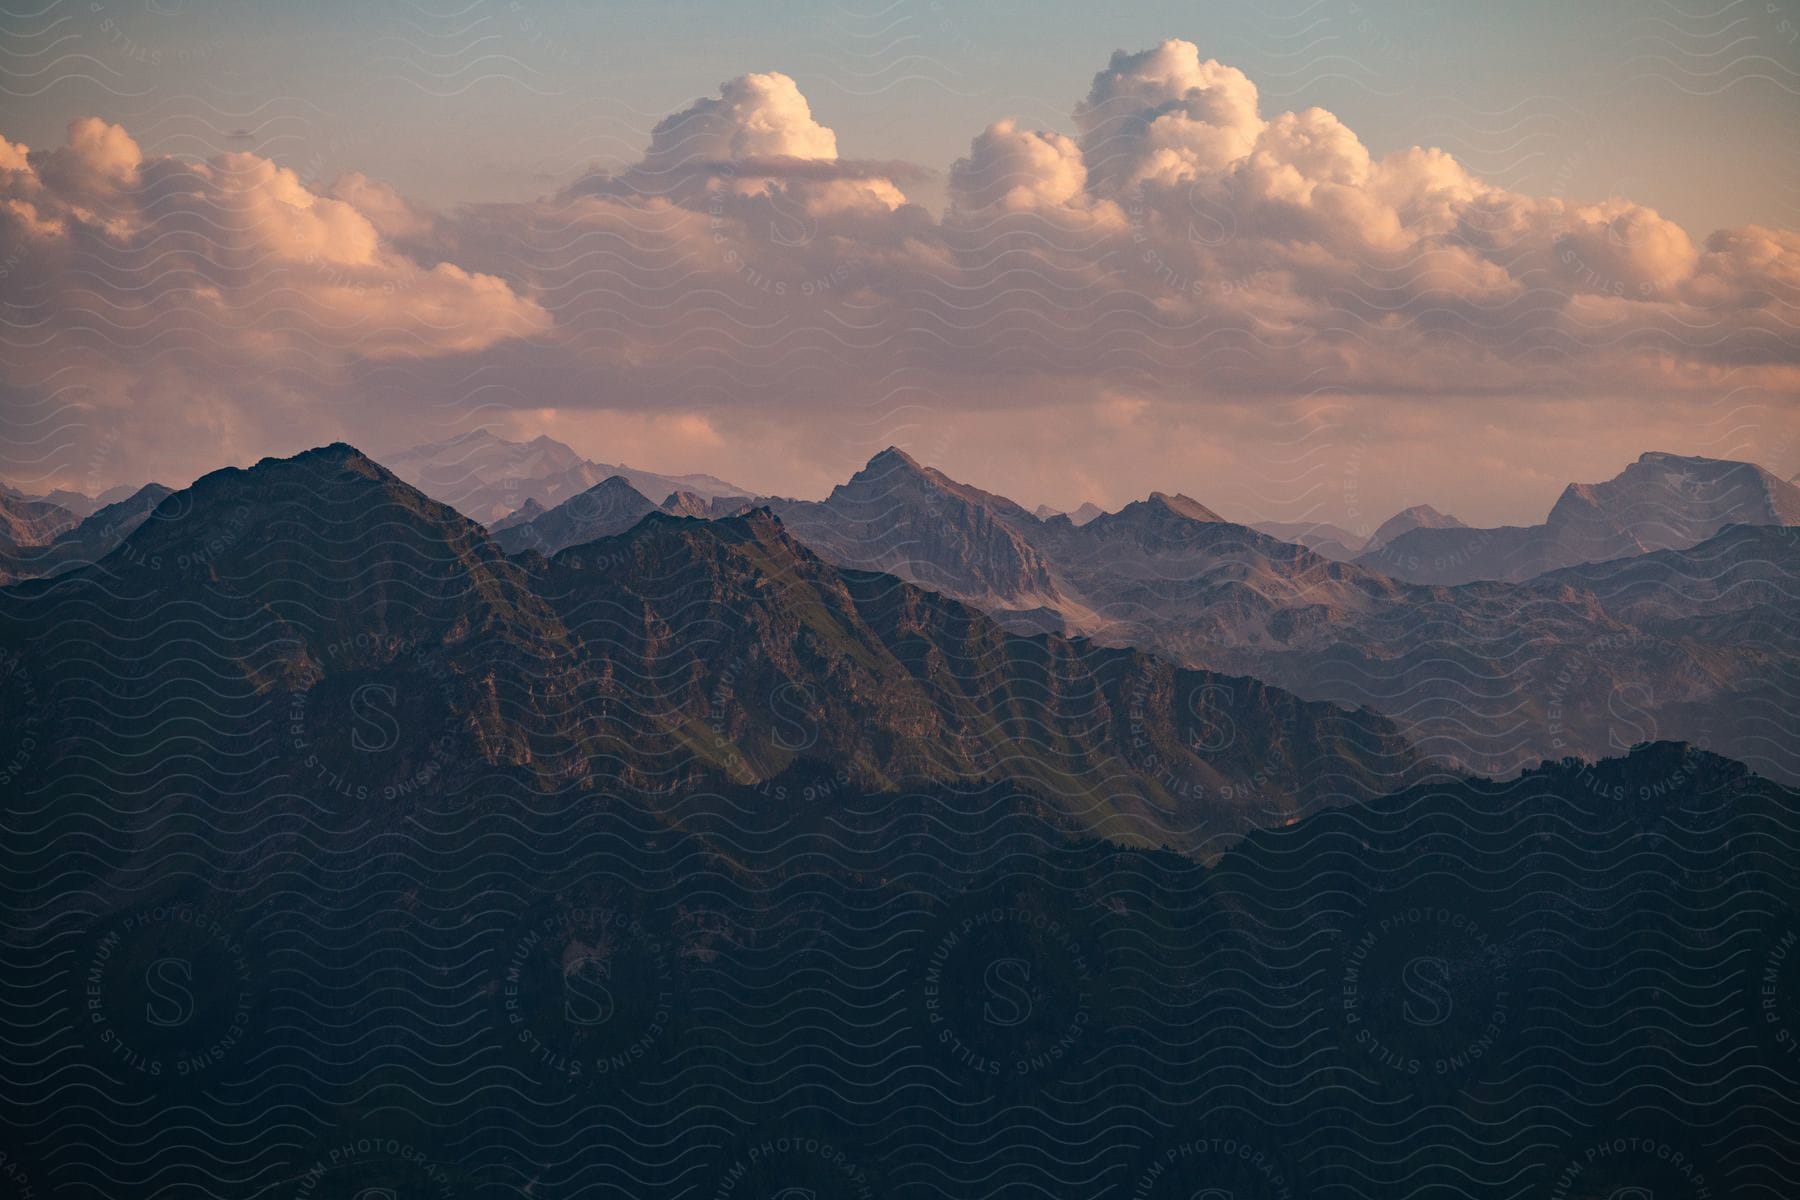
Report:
2,45,1795,518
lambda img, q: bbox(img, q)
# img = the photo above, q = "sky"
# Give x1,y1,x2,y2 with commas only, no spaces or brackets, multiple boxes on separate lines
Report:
1,0,1797,528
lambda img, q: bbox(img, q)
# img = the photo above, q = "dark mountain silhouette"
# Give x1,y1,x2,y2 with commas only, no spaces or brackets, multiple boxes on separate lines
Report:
1358,451,1800,583
2,636,1794,1200
2,442,1796,1198
0,444,1436,859
530,507,1434,848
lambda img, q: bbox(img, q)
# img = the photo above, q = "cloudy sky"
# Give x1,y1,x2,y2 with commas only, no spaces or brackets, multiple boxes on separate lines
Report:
1,0,1796,528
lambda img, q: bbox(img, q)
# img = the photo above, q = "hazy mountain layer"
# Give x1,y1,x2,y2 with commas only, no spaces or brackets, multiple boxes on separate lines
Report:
1250,518,1366,560
0,483,172,584
384,429,749,523
491,474,660,555
1358,451,1800,583
760,449,1800,783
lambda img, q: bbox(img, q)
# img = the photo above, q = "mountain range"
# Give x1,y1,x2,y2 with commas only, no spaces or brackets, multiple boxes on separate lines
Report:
488,474,758,554
1357,450,1800,583
752,446,1799,783
7,439,1795,787
0,482,173,583
1248,504,1466,561
3,510,1795,1195
0,444,1436,858
381,429,749,523
1246,517,1368,560
3,440,1797,1197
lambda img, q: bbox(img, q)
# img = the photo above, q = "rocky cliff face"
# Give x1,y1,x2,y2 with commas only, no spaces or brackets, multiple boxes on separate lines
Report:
772,447,1065,610
660,490,712,518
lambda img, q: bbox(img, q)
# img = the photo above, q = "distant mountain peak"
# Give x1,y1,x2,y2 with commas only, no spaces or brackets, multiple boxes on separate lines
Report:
1636,449,1709,467
1365,503,1465,551
1547,451,1800,532
1392,503,1460,523
592,472,643,492
867,445,923,471
789,451,1060,606
489,496,547,533
661,490,712,518
1361,450,1800,584
282,441,376,470
1090,490,1225,528
840,446,939,494
383,431,750,523
833,448,1031,518
490,473,658,555
1144,491,1225,522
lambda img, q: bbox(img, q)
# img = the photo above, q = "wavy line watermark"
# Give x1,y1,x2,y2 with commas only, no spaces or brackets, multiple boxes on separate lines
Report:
1339,900,1513,1085
918,895,1097,1082
492,904,677,1086
80,904,255,1081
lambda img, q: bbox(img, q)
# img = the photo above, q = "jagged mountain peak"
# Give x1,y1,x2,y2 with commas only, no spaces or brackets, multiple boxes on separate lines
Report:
661,489,712,518
1388,502,1461,525
863,444,925,472
12,442,567,684
1092,490,1228,529
835,446,964,500
493,496,547,529
788,451,1059,606
490,472,659,555
588,473,652,496
113,443,488,568
552,503,797,568
837,447,1026,509
1147,490,1226,522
